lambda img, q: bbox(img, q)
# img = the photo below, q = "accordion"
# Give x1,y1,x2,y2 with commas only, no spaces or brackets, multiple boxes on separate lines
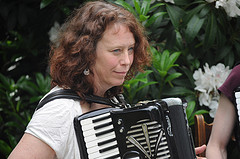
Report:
234,87,240,149
74,98,196,159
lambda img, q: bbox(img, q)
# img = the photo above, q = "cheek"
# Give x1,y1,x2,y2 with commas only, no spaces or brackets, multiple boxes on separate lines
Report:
105,57,119,68
130,54,134,65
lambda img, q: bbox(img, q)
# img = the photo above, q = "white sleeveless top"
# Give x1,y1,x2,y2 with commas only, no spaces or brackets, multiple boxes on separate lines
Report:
25,86,82,159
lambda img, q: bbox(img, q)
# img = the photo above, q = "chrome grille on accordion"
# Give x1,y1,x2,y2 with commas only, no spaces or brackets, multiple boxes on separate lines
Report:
74,98,196,159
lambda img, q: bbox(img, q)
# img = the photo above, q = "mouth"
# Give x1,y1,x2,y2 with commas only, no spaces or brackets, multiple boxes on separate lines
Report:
114,71,128,76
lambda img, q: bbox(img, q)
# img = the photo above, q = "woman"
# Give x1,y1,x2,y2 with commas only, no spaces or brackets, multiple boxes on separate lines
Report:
206,64,240,159
8,1,150,159
8,1,206,158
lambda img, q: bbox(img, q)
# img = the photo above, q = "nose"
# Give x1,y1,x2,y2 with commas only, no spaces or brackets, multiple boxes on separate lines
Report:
120,50,132,66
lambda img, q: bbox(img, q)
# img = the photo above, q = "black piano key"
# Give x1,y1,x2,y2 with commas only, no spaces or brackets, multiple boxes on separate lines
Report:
95,128,114,137
92,114,111,123
94,121,112,130
99,144,118,153
98,138,116,146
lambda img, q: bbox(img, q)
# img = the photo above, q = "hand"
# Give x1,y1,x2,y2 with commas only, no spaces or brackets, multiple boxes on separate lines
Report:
195,144,206,159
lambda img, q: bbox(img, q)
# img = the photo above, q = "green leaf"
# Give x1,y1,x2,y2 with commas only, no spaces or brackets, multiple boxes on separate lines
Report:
149,3,165,10
175,30,184,49
0,140,12,157
204,12,217,49
184,3,206,22
186,101,195,119
158,70,167,77
165,73,182,84
216,45,232,62
166,4,185,29
162,86,194,96
115,0,137,17
199,4,210,18
160,50,170,71
140,0,151,16
136,81,158,92
133,0,141,15
168,52,181,67
139,15,150,22
224,51,234,67
185,14,205,42
174,0,192,5
145,12,166,27
193,110,209,116
40,0,53,9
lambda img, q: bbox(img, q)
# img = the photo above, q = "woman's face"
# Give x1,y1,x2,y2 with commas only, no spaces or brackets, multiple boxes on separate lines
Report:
92,23,135,95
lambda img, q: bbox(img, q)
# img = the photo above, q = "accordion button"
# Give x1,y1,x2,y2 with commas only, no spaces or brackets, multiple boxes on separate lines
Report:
118,119,123,125
120,127,124,133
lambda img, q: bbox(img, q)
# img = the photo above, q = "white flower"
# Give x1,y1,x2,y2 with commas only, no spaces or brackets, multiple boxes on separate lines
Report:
215,0,240,17
48,21,61,44
193,63,231,118
164,0,175,4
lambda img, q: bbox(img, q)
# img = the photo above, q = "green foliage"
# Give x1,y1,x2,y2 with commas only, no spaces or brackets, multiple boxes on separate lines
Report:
150,48,183,98
123,70,157,104
186,101,208,126
0,73,51,158
115,0,166,37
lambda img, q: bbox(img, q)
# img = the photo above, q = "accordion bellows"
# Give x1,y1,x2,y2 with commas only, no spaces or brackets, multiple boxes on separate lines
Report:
74,98,196,159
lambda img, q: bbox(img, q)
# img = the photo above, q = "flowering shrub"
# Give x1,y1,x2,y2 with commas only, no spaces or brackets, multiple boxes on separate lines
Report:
193,63,231,117
48,21,60,44
205,0,240,17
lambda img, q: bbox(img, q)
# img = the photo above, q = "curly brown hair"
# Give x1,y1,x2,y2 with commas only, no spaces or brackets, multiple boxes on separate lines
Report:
49,0,151,98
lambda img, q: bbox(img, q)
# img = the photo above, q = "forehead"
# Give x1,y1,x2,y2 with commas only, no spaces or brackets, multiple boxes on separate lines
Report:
103,23,131,37
100,23,135,44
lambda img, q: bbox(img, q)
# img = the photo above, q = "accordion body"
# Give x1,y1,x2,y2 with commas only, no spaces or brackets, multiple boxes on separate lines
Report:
234,87,240,149
74,98,196,159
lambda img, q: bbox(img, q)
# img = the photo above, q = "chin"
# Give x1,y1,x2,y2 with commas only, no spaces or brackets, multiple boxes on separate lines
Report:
111,80,125,87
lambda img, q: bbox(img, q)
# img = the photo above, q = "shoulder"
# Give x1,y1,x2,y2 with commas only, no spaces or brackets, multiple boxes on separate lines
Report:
218,64,240,102
226,64,240,85
35,87,82,116
231,64,240,77
25,87,82,156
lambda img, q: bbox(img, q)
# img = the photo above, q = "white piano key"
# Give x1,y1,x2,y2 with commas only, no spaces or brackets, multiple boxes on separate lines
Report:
81,118,112,131
80,113,111,126
84,131,115,143
82,124,114,137
87,140,117,154
235,92,240,98
98,148,119,159
86,135,115,148
88,147,119,159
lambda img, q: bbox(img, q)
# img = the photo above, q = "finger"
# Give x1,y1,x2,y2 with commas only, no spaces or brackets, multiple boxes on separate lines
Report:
195,144,206,154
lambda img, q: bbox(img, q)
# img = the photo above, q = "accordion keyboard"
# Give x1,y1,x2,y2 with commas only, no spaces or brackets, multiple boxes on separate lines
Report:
80,112,120,159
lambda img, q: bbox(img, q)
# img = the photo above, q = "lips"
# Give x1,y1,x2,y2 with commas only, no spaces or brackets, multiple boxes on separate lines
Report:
114,71,128,76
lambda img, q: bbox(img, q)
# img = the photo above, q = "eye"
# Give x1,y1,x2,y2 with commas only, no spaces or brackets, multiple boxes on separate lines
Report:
111,49,121,53
128,47,134,54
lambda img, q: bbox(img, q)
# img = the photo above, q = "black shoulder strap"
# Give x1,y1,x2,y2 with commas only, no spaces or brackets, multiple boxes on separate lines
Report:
36,89,123,111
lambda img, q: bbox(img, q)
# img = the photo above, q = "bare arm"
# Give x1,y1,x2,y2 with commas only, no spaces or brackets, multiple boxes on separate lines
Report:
206,93,236,159
8,133,56,159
